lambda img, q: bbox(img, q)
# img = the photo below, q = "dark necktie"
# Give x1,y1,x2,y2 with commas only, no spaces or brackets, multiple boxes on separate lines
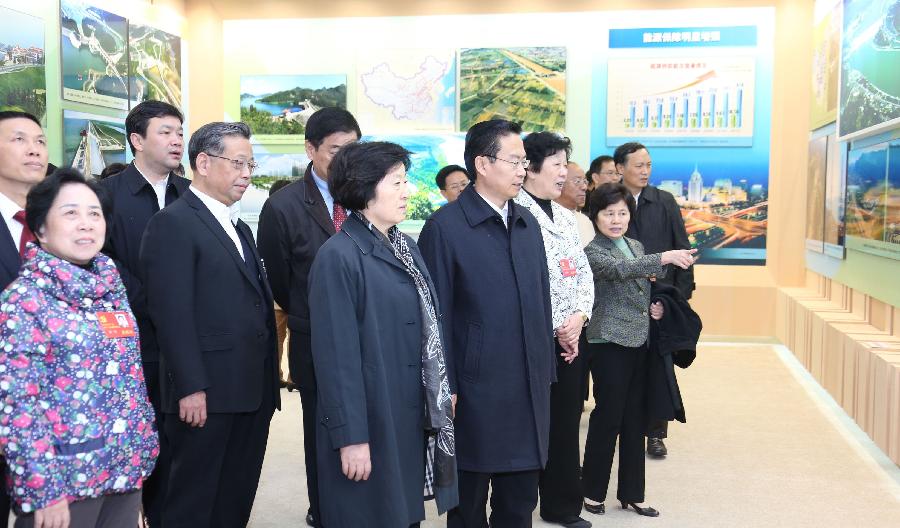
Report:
332,203,347,231
13,210,35,259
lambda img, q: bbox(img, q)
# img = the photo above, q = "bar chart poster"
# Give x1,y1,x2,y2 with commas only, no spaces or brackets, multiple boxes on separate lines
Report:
606,56,755,147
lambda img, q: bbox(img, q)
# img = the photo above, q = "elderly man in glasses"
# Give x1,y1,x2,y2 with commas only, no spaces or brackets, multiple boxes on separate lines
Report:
140,121,281,527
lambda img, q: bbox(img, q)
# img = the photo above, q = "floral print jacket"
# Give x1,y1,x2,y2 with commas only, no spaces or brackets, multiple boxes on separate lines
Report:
0,244,158,514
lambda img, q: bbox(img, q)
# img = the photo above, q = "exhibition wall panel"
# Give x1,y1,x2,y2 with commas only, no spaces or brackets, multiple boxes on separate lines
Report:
184,0,813,336
0,0,187,167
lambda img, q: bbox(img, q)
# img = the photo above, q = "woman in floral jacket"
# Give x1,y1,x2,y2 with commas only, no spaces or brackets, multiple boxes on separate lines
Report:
0,169,158,527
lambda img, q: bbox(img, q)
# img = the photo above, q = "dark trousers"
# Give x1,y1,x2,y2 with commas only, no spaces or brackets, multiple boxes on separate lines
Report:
582,341,648,504
0,458,8,527
538,339,585,519
15,491,141,528
142,360,169,528
648,418,669,438
161,363,275,528
448,469,540,528
289,332,320,524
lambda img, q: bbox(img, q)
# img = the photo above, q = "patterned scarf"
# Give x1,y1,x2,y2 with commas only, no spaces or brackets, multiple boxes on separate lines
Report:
353,212,456,494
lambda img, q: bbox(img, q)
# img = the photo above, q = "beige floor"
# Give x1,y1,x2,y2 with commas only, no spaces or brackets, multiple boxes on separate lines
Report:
246,343,900,527
11,343,896,526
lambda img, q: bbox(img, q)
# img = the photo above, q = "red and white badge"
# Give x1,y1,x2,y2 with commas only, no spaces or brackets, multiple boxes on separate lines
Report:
97,311,136,339
559,258,577,278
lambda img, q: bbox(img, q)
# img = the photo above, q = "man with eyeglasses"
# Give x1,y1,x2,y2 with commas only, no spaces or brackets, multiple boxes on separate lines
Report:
99,100,191,527
141,121,280,527
257,107,361,527
435,164,471,203
614,141,695,460
556,161,595,247
419,119,555,528
586,155,620,191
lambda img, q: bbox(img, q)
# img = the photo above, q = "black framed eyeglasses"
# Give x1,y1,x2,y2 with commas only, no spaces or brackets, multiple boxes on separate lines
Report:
206,154,258,174
484,155,530,170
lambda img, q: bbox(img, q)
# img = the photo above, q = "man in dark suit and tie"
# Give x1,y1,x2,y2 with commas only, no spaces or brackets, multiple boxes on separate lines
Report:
257,107,360,527
99,100,191,526
0,110,48,525
140,121,280,527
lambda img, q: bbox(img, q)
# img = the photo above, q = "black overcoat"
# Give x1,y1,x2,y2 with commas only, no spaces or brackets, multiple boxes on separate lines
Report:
647,282,702,424
418,185,556,473
309,215,458,527
257,166,335,390
626,185,696,299
100,163,191,363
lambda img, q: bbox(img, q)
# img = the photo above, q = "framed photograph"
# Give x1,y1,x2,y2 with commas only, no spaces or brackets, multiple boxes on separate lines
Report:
0,6,46,122
60,0,129,109
240,74,347,144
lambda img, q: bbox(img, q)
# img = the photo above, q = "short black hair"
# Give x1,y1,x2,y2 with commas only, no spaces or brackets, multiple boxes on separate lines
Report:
523,131,571,173
464,119,522,181
0,111,41,128
125,100,184,155
435,164,469,190
587,155,614,177
26,168,112,245
587,182,636,226
305,107,361,149
269,179,292,195
188,122,251,170
613,142,648,167
98,162,128,180
329,142,411,211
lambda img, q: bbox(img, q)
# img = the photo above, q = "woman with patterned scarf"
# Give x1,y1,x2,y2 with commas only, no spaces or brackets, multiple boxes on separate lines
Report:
309,141,458,527
0,169,158,527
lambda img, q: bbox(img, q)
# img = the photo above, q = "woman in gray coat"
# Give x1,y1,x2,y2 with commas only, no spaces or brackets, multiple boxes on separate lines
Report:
309,142,458,527
581,183,695,519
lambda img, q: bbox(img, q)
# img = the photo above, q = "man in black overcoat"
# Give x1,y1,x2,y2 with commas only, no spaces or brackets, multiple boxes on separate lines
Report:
140,122,280,527
256,107,361,527
0,111,48,525
419,119,555,527
99,101,191,525
616,141,696,458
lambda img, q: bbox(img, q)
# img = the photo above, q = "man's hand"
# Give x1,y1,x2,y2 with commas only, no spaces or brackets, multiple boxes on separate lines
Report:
451,394,457,418
179,391,207,427
650,301,665,321
340,443,371,482
34,497,69,528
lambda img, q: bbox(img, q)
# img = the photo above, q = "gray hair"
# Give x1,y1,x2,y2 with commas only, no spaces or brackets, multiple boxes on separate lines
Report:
188,121,251,170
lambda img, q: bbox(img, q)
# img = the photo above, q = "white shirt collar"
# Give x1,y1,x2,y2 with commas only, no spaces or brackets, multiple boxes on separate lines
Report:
475,190,509,224
134,162,170,188
0,191,22,223
190,186,240,225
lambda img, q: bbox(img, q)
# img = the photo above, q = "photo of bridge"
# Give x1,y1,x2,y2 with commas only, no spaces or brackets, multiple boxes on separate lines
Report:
60,0,129,108
129,23,182,107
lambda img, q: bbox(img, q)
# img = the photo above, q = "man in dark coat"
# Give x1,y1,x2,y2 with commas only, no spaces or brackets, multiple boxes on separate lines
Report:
419,119,555,528
100,101,191,526
256,107,361,527
0,111,48,525
140,122,280,527
616,141,695,458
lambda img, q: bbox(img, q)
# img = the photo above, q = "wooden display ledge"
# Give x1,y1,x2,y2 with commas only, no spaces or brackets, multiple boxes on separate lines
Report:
776,272,899,466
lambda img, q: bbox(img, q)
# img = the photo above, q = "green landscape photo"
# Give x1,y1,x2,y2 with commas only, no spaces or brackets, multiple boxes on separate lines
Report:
459,47,567,132
240,74,347,139
0,6,46,121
